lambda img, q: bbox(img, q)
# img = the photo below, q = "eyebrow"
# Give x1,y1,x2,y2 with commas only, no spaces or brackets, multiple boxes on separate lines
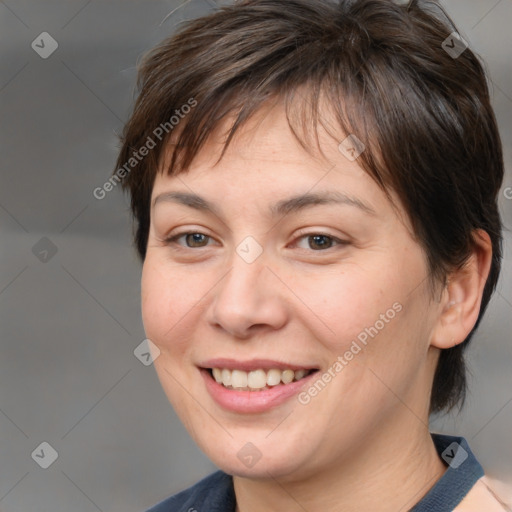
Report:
152,190,376,217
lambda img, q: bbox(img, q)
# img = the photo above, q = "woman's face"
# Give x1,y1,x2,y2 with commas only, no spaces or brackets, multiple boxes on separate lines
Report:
141,102,442,481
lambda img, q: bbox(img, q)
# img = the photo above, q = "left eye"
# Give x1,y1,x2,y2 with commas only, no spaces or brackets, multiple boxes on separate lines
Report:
294,234,343,251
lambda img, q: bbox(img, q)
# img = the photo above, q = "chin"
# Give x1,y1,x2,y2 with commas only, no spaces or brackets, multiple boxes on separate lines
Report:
196,433,316,482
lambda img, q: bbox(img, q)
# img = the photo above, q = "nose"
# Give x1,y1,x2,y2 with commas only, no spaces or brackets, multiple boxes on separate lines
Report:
206,252,288,339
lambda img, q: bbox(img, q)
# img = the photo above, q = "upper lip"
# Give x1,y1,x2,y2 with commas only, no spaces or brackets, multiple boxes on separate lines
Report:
199,358,318,372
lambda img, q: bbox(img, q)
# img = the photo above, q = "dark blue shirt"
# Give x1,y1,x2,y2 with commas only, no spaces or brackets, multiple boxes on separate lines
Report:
146,433,483,512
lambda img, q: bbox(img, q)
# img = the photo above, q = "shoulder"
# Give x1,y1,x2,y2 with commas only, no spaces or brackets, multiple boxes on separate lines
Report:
414,434,510,512
144,470,235,512
453,476,512,512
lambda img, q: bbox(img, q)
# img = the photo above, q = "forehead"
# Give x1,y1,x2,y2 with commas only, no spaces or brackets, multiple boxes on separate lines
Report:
156,99,356,183
151,99,409,231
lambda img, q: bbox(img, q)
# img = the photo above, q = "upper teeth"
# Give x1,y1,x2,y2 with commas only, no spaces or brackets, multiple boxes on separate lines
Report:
211,368,310,390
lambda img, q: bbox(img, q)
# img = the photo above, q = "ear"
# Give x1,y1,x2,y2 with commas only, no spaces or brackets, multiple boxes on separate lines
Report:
430,229,493,349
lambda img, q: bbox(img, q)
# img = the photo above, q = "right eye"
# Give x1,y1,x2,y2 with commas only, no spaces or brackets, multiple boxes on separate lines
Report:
164,231,214,248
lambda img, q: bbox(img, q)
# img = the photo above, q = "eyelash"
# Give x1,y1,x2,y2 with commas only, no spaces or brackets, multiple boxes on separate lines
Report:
162,230,348,251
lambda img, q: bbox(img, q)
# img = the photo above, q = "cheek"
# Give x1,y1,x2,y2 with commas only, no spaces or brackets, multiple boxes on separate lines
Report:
289,258,429,376
140,256,207,354
285,264,396,349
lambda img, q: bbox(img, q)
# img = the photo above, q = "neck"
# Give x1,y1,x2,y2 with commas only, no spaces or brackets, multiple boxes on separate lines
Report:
233,414,447,512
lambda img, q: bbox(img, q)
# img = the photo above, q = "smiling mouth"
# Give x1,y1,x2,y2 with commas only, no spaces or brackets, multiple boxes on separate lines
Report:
207,367,318,391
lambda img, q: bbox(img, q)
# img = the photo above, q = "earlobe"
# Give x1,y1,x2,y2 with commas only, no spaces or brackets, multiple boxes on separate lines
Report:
430,229,493,350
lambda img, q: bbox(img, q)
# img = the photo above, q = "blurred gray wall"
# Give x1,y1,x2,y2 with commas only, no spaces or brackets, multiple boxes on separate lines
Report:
0,0,511,510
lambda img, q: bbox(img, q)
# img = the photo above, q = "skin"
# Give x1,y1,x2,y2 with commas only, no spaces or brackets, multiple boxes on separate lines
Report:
141,97,492,512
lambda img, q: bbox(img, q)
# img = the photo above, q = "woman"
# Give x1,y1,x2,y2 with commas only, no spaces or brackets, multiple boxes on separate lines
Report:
114,0,508,510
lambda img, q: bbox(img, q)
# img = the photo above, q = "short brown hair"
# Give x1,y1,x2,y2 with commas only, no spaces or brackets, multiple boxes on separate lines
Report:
114,0,504,414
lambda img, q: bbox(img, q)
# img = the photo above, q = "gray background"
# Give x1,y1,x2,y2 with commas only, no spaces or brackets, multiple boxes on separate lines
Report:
0,0,511,510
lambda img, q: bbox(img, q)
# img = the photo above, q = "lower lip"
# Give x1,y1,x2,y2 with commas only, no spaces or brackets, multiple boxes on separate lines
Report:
200,368,317,413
